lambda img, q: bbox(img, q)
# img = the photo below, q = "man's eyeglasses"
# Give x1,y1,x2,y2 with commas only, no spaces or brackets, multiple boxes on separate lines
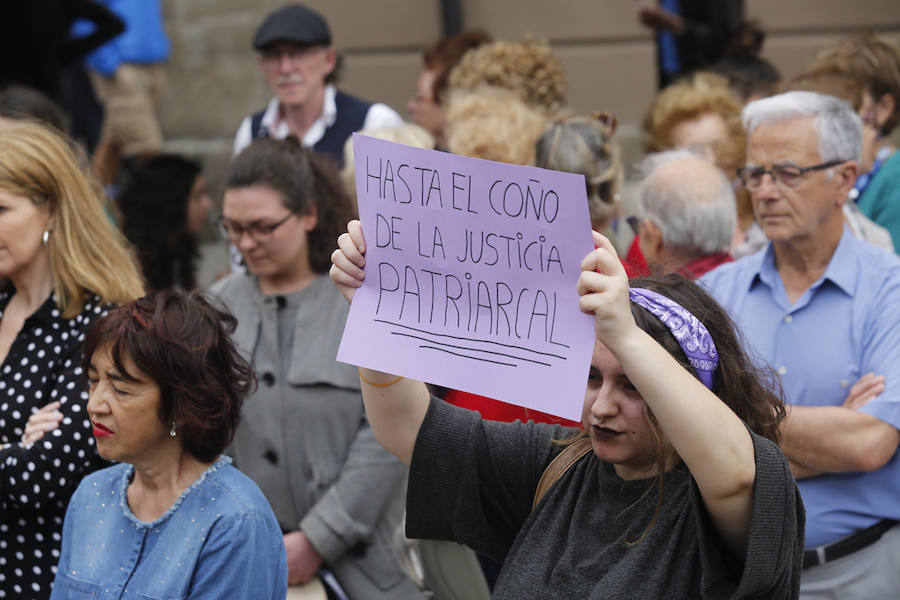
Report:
217,213,294,243
736,160,848,190
260,45,324,67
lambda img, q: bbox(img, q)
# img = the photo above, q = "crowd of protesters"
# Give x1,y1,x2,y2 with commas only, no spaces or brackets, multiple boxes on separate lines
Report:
1,1,900,599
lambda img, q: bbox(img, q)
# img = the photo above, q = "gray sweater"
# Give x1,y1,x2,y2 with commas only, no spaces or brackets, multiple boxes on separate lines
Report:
210,273,423,600
407,398,804,599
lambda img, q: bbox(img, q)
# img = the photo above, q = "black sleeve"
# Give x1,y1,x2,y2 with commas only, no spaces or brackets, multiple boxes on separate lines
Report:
59,0,125,64
680,0,744,60
406,397,567,562
692,431,805,599
0,345,103,511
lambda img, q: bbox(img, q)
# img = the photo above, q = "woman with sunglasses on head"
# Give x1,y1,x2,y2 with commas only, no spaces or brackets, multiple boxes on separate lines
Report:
210,138,425,599
331,222,805,598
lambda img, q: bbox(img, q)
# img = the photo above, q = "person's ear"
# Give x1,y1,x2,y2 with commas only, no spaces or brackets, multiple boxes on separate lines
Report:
301,203,318,232
834,161,859,207
638,218,663,260
323,47,337,76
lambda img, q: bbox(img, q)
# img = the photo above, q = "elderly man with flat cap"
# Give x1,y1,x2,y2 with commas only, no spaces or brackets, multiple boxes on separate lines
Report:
234,3,402,166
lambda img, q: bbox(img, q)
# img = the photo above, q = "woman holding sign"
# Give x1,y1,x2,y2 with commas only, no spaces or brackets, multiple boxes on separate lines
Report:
210,138,425,599
331,221,804,598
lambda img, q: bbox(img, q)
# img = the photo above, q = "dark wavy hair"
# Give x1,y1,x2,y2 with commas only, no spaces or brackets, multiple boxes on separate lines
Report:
629,274,785,445
82,290,256,463
116,154,202,291
226,137,355,274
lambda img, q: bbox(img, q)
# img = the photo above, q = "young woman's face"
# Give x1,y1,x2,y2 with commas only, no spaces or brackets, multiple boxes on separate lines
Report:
86,347,172,464
581,342,664,480
222,184,316,282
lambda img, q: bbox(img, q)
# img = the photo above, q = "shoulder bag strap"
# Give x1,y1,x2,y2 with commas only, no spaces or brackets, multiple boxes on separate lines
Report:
532,436,593,510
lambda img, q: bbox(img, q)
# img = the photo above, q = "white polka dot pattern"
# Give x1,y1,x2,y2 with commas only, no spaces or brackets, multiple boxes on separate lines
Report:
0,291,110,599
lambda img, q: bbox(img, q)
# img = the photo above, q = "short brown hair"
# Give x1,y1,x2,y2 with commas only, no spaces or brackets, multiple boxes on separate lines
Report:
423,29,492,103
807,32,900,135
83,290,255,463
226,137,355,274
781,70,864,111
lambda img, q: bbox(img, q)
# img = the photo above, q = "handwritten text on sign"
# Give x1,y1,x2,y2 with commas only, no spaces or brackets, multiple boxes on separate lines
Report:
337,134,595,420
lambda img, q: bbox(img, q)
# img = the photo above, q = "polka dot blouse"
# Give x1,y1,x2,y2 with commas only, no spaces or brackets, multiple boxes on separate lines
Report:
0,288,109,599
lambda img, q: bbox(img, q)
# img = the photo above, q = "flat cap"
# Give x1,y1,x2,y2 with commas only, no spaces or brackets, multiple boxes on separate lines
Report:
252,4,331,50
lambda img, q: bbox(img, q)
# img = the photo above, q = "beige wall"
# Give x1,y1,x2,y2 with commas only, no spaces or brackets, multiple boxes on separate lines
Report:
160,0,900,187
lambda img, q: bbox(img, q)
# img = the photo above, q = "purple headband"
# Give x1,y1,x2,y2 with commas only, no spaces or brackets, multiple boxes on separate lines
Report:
628,288,719,389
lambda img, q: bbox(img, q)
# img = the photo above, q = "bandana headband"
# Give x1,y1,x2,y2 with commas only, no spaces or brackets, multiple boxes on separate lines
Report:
628,287,719,389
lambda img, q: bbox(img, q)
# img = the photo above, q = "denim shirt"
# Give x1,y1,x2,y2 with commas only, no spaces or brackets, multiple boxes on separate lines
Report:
50,456,287,599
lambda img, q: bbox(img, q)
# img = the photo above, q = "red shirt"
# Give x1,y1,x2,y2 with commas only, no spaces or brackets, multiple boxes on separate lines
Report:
443,389,581,427
678,252,733,280
624,235,649,278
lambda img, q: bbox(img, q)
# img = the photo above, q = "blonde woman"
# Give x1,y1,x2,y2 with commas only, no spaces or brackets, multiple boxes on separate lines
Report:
0,121,143,598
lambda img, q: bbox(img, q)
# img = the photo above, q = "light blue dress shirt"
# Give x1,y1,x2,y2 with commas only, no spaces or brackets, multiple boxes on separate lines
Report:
701,227,900,548
50,456,288,599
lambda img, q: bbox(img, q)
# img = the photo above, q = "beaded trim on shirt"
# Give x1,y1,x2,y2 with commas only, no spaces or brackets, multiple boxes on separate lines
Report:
117,455,232,528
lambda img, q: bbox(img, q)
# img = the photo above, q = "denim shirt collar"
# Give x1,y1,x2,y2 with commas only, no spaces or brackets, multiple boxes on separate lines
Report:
753,225,857,302
118,455,231,528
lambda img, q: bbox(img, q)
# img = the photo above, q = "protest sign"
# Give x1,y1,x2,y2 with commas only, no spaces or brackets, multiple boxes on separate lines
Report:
337,134,596,420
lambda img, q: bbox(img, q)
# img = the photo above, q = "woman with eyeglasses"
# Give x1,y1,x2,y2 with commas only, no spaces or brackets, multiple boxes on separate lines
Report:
210,137,425,600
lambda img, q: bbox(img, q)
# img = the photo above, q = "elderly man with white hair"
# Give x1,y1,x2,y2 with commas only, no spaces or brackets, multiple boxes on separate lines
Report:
635,149,736,278
701,91,900,598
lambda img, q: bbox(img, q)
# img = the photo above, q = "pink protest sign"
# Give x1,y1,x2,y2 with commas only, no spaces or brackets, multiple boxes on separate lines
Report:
337,134,595,420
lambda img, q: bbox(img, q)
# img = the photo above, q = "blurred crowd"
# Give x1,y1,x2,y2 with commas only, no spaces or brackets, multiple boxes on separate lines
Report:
1,1,900,599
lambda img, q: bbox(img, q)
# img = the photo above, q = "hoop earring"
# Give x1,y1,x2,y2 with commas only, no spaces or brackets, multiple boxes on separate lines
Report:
42,230,51,246
170,422,177,437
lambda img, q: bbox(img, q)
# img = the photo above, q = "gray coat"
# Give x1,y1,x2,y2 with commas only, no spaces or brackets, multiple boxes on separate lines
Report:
210,273,423,599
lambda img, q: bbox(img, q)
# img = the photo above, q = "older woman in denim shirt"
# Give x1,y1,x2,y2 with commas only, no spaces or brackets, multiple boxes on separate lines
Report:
46,291,287,599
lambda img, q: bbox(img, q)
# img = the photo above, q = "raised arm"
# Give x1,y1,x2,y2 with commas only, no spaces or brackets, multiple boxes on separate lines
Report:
578,232,756,557
330,220,430,466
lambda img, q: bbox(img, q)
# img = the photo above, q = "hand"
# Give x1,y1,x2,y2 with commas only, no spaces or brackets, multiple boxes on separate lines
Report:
577,231,637,350
22,401,63,445
842,373,885,411
635,2,684,33
283,530,324,586
330,219,367,303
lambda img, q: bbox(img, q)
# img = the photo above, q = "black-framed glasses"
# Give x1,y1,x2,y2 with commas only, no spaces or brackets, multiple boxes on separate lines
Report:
260,44,324,68
737,160,848,190
217,213,294,243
